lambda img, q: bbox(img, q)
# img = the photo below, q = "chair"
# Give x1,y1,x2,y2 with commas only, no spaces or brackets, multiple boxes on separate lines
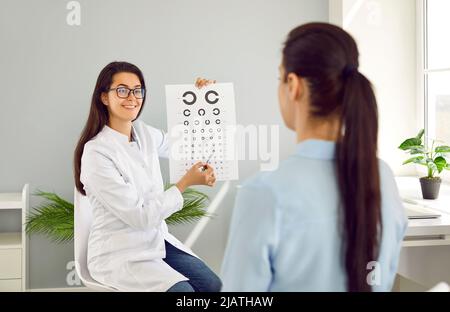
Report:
74,188,116,291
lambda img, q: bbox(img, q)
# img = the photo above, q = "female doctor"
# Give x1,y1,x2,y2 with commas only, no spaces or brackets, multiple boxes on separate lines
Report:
73,61,222,292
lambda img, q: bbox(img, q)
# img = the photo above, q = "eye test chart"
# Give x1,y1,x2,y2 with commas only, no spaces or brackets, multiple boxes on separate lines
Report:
165,83,239,183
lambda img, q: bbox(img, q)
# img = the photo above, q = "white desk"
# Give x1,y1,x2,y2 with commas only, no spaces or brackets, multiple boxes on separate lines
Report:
396,176,450,214
395,176,450,289
396,176,450,247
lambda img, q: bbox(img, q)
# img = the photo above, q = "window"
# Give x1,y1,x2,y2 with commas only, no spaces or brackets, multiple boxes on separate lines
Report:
422,0,450,143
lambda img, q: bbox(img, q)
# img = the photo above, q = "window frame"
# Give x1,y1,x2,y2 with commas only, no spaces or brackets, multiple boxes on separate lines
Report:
418,0,450,181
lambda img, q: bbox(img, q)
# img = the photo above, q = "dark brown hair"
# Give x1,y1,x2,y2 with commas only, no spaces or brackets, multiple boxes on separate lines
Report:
282,23,381,291
73,61,147,195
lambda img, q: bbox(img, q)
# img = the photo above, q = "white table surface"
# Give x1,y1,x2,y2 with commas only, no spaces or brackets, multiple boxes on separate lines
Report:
396,176,450,245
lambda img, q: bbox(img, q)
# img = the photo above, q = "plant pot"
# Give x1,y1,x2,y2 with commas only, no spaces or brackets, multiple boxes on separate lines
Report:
419,177,442,200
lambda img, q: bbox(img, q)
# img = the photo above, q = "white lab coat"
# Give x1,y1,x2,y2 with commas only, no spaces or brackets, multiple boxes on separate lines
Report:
80,120,197,292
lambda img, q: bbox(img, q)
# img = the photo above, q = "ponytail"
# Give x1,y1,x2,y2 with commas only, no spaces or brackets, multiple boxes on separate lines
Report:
336,69,381,292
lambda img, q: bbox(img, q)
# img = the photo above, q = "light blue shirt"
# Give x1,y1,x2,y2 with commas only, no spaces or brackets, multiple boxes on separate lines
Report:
221,139,408,292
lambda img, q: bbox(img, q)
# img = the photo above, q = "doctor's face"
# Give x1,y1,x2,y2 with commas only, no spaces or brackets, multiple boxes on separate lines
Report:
101,72,144,122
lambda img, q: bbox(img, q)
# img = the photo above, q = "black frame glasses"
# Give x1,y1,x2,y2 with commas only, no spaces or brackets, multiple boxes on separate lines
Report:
109,86,146,99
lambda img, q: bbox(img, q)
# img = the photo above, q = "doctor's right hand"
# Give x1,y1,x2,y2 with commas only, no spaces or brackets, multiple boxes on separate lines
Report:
176,162,216,193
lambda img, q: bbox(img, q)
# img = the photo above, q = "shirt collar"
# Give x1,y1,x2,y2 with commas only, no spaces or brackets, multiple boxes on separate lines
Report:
103,123,140,147
294,139,336,160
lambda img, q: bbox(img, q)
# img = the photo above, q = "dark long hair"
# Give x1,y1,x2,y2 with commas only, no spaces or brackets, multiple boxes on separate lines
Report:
74,61,147,196
282,23,381,291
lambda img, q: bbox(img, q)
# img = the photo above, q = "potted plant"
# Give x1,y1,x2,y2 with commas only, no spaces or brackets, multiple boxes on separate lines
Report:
26,185,212,243
399,129,450,199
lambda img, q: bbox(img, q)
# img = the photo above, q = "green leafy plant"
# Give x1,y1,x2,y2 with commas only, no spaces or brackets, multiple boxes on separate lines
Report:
26,191,74,244
26,185,211,244
398,129,450,178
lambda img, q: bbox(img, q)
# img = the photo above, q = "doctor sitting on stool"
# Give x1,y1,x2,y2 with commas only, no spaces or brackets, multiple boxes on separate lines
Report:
73,61,221,292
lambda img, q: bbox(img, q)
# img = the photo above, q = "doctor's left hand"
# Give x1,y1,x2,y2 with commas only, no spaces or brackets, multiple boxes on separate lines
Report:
195,77,216,88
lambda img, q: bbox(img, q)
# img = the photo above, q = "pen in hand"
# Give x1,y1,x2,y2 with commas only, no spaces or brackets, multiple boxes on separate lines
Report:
200,152,214,172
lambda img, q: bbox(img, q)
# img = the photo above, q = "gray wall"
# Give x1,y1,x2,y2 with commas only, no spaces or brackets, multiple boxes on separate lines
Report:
0,0,328,289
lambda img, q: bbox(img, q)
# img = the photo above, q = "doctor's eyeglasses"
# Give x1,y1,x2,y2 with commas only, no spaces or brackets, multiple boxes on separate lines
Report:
108,86,146,99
